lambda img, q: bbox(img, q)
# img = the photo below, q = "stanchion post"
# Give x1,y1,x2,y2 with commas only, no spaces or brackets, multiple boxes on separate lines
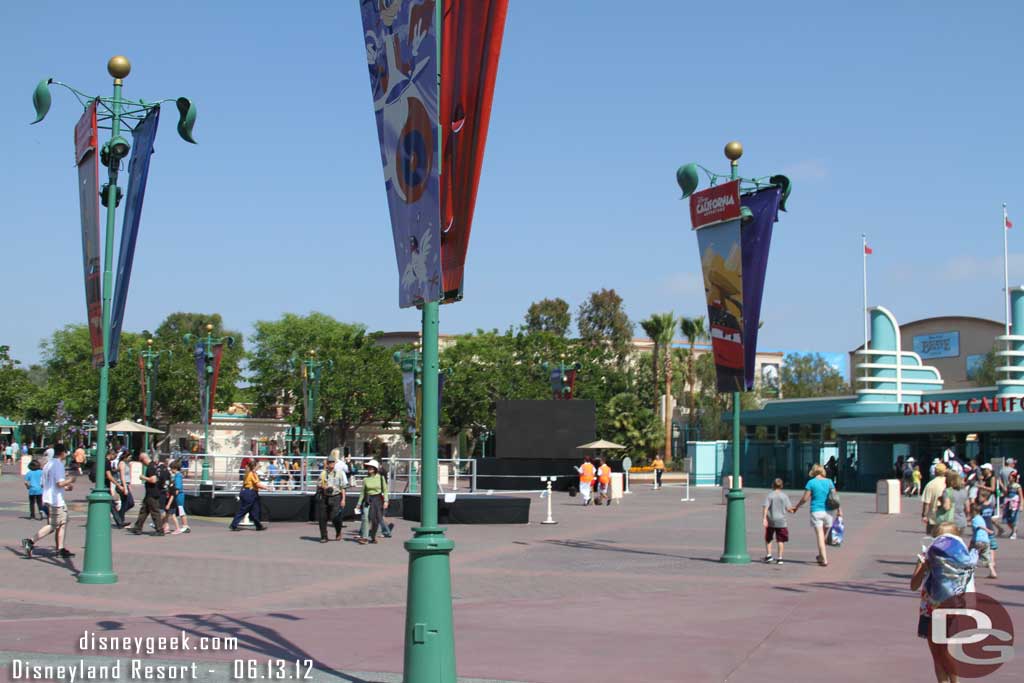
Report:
540,476,557,525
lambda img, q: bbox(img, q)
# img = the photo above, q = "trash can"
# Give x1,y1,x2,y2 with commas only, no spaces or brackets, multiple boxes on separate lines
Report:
876,479,901,514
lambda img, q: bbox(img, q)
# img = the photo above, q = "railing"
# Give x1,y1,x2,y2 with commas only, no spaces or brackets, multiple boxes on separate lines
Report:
175,454,477,497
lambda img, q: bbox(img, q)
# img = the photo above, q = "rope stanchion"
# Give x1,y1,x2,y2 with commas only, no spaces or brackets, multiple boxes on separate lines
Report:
539,477,557,525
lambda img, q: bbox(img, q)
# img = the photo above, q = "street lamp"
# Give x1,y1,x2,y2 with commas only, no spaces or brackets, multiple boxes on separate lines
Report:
541,356,581,400
288,349,333,456
677,142,790,565
183,324,235,482
129,338,171,453
394,349,422,494
31,55,197,585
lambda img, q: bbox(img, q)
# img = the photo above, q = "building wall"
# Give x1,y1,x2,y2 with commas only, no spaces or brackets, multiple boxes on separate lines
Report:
849,316,1002,390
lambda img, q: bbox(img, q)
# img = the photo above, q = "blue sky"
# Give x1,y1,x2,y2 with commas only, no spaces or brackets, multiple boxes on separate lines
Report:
3,1,1023,366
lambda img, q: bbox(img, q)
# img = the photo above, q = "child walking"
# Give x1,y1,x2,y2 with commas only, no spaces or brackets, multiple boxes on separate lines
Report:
971,498,998,579
166,460,191,535
911,465,922,496
23,460,44,520
762,478,793,564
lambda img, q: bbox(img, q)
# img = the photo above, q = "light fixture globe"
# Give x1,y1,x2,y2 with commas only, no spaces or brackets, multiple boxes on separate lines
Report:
724,141,743,162
107,56,131,80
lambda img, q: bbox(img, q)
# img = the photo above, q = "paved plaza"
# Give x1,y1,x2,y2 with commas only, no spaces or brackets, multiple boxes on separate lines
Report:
0,473,1019,682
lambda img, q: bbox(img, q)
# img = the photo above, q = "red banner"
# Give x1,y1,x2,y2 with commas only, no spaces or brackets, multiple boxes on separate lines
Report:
439,0,510,302
75,100,103,367
138,354,147,419
689,180,741,230
207,343,225,422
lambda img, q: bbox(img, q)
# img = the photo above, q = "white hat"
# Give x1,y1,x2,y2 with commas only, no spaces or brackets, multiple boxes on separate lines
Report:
981,463,993,470
932,458,940,464
366,459,380,470
907,457,915,462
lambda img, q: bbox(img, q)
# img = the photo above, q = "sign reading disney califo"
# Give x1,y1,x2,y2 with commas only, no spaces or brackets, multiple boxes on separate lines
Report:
689,179,741,229
903,396,1024,415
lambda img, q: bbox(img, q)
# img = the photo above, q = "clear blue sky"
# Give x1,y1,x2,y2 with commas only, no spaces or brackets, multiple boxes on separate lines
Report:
3,1,1022,366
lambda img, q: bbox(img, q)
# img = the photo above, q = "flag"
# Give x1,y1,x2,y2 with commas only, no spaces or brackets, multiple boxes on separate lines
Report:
1006,214,1013,230
74,100,103,368
864,244,873,255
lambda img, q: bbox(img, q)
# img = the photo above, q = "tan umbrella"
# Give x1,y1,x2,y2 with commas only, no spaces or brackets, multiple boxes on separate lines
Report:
576,439,625,450
103,419,165,434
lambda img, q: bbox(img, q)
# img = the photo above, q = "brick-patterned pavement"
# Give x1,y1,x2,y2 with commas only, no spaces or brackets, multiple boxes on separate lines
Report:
0,472,1019,682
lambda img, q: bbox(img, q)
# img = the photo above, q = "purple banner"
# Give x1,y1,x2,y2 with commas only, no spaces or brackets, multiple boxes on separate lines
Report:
740,187,782,390
361,0,442,308
109,106,160,366
194,344,208,425
75,100,103,368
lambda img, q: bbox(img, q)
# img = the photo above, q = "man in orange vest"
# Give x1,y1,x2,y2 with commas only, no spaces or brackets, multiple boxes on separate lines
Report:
596,458,612,506
577,455,595,506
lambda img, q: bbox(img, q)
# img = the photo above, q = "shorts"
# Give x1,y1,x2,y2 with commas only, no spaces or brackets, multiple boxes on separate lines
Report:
48,505,68,528
765,526,789,543
974,542,992,566
810,510,833,529
1004,509,1019,526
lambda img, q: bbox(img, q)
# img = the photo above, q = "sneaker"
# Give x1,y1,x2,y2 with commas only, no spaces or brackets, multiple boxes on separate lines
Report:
763,555,774,564
57,548,75,558
229,527,240,532
182,527,192,534
21,538,34,558
1011,533,1017,540
775,558,784,565
171,529,185,536
129,528,142,535
154,531,165,537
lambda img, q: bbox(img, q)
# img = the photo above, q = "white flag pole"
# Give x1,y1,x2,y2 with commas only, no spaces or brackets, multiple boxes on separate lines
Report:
1004,203,1011,337
862,233,869,350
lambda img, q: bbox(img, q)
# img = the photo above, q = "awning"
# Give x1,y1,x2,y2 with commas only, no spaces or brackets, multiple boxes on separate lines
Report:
833,411,1024,436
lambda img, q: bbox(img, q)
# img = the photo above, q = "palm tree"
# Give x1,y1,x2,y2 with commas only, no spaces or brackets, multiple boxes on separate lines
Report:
640,313,675,461
679,315,708,432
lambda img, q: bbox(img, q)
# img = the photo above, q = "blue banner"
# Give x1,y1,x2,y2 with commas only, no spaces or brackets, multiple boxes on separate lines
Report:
109,106,160,365
361,0,442,308
194,343,208,426
740,187,782,390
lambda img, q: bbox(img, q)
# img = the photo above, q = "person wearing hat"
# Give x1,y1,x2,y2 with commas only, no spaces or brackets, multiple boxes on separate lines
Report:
976,463,997,504
920,462,947,536
316,453,347,543
356,459,389,544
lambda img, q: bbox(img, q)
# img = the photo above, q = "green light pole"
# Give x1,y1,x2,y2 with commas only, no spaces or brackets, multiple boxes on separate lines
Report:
289,350,332,456
183,324,234,482
720,141,750,564
403,300,456,682
31,55,197,585
394,349,422,494
132,338,171,453
542,355,581,399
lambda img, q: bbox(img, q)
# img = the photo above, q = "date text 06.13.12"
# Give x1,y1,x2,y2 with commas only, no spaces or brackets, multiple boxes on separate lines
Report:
232,659,313,680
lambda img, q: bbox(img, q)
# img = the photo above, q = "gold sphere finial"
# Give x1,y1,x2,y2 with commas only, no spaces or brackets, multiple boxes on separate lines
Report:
724,141,743,163
107,56,131,80
147,338,154,346
205,323,214,332
309,349,316,357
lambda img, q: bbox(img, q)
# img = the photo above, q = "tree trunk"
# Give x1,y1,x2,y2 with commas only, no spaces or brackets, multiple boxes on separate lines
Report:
664,352,673,463
651,342,659,416
687,343,697,429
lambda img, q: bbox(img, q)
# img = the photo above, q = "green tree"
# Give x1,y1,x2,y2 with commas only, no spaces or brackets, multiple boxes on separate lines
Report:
972,346,999,387
780,352,849,399
0,345,34,419
247,312,402,445
639,312,676,460
678,315,708,428
577,288,633,359
151,313,245,426
524,298,571,336
602,392,663,461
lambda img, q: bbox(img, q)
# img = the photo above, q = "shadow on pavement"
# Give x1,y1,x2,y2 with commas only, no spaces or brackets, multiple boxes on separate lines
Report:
3,545,78,576
543,539,687,560
147,613,370,683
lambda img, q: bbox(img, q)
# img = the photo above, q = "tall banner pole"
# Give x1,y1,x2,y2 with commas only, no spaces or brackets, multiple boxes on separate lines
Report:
1004,203,1011,337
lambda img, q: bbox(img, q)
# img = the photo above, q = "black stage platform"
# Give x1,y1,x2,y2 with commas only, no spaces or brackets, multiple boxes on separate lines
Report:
184,491,529,524
402,494,530,524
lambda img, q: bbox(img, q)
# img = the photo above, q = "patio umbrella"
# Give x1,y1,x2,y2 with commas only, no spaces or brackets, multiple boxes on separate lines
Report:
576,439,625,450
97,420,165,434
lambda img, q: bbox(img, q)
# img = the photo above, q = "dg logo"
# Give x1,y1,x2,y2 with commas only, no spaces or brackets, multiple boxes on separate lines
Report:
931,592,1014,678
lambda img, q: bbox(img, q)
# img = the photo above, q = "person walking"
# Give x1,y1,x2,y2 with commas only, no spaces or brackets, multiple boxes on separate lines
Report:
356,459,389,544
230,459,269,531
911,464,923,496
651,455,665,490
911,522,976,683
576,455,595,506
762,478,792,564
167,460,190,535
114,449,134,525
316,454,347,543
21,444,75,559
1001,470,1020,540
789,463,842,567
130,453,168,536
942,472,970,537
921,462,948,536
103,450,125,528
23,459,44,520
595,458,612,506
970,499,998,579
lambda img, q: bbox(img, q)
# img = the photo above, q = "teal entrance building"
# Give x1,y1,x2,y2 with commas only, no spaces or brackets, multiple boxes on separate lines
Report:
734,291,1024,492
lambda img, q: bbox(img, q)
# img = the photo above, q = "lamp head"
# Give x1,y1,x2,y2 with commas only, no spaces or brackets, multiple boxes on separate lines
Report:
107,56,131,80
107,136,130,164
183,333,194,344
205,324,214,333
309,349,316,357
724,141,743,163
676,163,699,198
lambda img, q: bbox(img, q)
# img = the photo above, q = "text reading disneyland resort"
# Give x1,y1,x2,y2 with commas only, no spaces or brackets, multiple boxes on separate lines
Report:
9,630,314,681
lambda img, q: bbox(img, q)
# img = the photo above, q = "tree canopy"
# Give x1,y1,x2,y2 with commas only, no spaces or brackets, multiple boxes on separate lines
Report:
524,298,571,337
779,352,850,399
